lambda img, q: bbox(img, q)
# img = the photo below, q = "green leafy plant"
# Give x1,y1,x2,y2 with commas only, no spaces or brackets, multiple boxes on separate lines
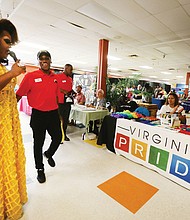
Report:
106,78,139,108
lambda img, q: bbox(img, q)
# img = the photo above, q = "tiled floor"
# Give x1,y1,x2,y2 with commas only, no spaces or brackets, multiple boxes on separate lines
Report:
19,112,190,220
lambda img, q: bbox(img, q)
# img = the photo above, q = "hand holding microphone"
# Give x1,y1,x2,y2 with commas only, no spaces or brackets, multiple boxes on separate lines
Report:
8,50,26,76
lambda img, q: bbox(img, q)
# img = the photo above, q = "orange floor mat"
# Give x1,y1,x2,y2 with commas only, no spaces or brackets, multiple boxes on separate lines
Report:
97,171,159,214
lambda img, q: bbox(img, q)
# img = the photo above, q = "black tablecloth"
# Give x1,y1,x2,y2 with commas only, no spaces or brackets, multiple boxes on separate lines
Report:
97,115,117,153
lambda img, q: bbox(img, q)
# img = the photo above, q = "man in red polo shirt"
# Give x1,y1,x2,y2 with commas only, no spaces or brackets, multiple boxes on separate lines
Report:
16,50,62,183
57,64,74,141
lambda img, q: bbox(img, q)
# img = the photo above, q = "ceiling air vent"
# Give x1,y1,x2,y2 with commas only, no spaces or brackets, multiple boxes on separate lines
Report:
128,68,139,71
128,54,139,58
49,24,56,28
68,22,85,29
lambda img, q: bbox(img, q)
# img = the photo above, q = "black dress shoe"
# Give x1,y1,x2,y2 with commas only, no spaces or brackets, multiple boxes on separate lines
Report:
37,169,46,183
64,136,70,141
44,151,56,167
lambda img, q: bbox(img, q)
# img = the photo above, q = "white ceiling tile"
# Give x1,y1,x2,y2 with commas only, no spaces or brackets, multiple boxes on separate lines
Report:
12,5,59,25
134,16,171,36
182,3,190,15
24,0,73,18
155,33,180,42
77,2,125,27
155,6,190,31
178,0,190,5
96,0,150,22
54,0,91,10
63,11,110,31
135,0,180,14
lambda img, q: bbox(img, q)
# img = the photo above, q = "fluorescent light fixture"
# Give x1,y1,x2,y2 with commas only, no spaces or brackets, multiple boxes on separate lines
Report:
176,76,183,78
149,76,158,78
132,72,141,75
108,67,120,71
162,79,169,81
139,65,153,69
15,41,49,50
161,71,172,75
108,55,121,61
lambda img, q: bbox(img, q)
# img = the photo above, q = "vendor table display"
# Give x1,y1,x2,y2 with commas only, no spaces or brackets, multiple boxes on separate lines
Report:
98,111,190,190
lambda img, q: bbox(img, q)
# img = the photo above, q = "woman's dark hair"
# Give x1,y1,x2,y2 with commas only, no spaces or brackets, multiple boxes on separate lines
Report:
165,92,179,106
0,19,18,44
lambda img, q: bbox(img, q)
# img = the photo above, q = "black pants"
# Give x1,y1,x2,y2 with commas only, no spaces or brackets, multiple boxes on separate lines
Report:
30,108,62,170
58,103,71,137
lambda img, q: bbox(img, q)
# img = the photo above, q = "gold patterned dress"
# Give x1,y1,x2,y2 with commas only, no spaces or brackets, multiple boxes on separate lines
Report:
0,65,27,220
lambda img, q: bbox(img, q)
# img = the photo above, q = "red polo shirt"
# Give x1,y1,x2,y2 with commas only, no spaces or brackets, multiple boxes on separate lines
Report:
57,73,73,103
16,69,58,111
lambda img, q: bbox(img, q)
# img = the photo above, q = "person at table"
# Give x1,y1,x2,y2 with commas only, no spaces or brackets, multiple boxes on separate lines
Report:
57,64,74,141
74,85,86,105
159,92,184,122
16,50,62,184
88,89,106,109
88,89,106,135
0,18,28,220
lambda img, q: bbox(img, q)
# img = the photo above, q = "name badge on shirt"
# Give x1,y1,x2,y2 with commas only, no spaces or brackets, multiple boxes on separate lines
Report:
34,78,42,82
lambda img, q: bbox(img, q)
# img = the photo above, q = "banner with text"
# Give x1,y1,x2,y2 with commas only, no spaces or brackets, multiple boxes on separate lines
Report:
114,118,190,190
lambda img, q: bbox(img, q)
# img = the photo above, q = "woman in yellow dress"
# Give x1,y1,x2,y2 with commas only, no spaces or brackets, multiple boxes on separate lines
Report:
0,19,27,219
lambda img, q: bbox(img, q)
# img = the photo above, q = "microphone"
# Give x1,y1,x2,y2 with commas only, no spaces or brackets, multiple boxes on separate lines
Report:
8,51,26,74
8,51,18,62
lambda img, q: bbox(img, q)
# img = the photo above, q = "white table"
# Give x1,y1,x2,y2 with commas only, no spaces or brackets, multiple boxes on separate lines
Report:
70,105,109,131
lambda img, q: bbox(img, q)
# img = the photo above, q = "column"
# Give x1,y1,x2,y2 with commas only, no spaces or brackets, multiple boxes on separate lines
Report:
185,72,190,97
97,39,109,96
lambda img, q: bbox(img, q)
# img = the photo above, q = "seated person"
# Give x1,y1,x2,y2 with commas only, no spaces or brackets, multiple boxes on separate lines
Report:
87,89,106,135
74,85,86,105
70,85,86,126
158,92,184,122
89,89,106,109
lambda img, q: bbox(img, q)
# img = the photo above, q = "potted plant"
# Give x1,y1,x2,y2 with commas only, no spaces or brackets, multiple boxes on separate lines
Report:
106,78,139,111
